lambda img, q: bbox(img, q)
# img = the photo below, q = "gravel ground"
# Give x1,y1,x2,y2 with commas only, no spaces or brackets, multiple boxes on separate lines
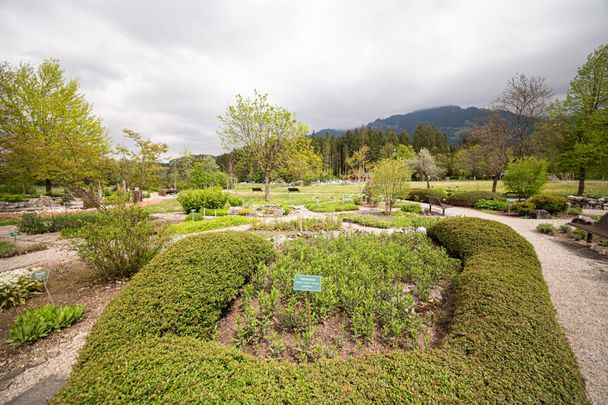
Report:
440,206,608,405
0,231,76,273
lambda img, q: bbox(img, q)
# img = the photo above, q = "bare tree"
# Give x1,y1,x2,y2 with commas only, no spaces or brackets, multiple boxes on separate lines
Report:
467,111,513,192
494,73,553,155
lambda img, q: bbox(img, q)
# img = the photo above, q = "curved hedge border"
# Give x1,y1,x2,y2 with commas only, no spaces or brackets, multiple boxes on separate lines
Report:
55,220,588,403
445,191,505,207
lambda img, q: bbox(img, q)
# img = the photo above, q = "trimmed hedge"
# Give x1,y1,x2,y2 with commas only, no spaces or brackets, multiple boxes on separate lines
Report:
445,191,505,207
406,188,447,202
55,220,588,404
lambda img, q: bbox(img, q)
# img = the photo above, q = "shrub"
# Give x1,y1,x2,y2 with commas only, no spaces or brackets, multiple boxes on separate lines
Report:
528,194,569,215
6,305,85,346
341,214,439,229
228,196,244,207
78,206,165,280
474,199,508,211
185,208,229,220
536,223,556,234
176,188,229,213
19,213,47,234
167,216,255,235
0,276,43,310
445,191,505,208
400,202,422,214
567,207,582,216
510,201,536,216
502,157,548,198
55,220,588,404
406,188,447,202
304,202,358,213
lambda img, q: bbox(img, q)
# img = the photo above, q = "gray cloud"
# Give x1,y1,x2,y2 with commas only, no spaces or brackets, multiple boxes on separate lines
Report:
1,0,607,156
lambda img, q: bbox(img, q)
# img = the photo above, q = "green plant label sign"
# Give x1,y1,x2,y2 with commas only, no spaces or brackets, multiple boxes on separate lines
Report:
293,274,322,292
9,231,20,237
29,270,49,281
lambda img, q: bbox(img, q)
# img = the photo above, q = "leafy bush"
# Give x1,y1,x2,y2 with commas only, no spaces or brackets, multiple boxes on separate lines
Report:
536,223,556,234
304,202,358,213
445,191,505,208
78,206,165,280
168,216,255,235
474,199,508,211
19,213,47,234
510,201,536,216
406,188,447,202
1,276,43,310
185,208,229,220
251,217,341,232
6,305,85,346
528,194,569,215
567,207,582,215
176,188,229,213
400,202,422,214
227,196,244,207
55,219,588,404
502,157,548,198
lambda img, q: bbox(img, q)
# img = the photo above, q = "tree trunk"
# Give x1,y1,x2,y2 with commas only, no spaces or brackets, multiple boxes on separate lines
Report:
426,177,430,189
577,165,586,196
492,175,499,193
264,174,270,201
45,179,52,195
385,200,392,216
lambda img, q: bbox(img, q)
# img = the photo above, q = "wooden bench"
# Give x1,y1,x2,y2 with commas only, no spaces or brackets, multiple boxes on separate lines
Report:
427,195,451,216
569,213,608,243
287,187,300,192
251,187,263,192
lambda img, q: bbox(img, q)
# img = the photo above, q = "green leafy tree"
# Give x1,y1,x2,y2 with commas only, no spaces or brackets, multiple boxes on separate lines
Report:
190,156,227,189
346,145,371,182
502,157,548,198
549,44,608,195
217,91,307,200
0,59,110,195
409,148,443,188
370,158,412,215
279,136,322,183
115,129,168,191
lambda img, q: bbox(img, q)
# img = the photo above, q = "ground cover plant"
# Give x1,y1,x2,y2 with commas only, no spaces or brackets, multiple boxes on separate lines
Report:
55,219,588,403
0,217,20,226
6,304,85,346
18,212,99,235
536,223,557,234
251,217,341,232
304,202,359,213
226,233,459,362
399,202,422,214
0,269,44,310
167,216,255,235
474,198,508,211
0,240,47,258
341,213,439,229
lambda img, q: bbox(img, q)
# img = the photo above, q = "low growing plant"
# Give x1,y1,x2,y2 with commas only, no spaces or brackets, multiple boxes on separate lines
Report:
475,199,508,211
528,194,569,215
0,276,44,310
510,201,536,216
400,202,422,214
6,304,85,346
304,202,358,213
168,216,255,235
536,223,556,235
251,217,341,232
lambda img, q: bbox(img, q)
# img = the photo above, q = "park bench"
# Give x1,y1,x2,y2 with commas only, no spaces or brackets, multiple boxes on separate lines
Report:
569,213,608,243
426,195,451,216
251,187,263,192
288,187,300,192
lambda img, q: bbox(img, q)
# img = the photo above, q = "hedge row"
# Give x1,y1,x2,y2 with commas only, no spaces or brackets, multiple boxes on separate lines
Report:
445,190,505,207
55,220,588,403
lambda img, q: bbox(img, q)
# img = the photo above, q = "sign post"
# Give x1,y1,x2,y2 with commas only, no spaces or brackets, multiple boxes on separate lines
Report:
293,274,322,332
9,231,20,245
29,269,54,305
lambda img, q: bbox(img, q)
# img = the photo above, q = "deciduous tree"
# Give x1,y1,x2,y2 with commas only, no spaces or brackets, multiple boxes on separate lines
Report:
370,158,412,215
409,148,443,189
217,91,307,200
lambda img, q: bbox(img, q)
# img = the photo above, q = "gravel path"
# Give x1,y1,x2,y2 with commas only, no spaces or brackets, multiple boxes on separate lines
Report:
441,207,608,405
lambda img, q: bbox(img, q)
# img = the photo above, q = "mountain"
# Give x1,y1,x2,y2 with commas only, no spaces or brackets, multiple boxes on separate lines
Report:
314,105,493,145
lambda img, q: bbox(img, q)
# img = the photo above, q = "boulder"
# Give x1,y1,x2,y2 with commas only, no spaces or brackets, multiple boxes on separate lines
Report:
530,209,552,219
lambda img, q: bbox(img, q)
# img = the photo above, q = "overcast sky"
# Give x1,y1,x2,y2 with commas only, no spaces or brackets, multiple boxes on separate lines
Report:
1,0,607,156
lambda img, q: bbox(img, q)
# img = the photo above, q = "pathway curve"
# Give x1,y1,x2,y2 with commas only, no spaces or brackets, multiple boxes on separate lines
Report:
441,207,607,405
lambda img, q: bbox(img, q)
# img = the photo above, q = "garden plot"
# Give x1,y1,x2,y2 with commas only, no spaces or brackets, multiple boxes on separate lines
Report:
217,233,459,362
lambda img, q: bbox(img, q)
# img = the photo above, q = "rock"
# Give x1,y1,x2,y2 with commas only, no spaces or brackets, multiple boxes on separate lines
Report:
402,283,416,294
530,209,552,219
427,289,444,305
415,226,427,235
270,235,288,245
572,215,595,225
